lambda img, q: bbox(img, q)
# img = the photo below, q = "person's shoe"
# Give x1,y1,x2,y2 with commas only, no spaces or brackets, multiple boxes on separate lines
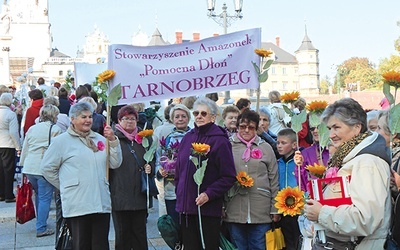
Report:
0,197,5,201
5,198,16,203
36,229,55,237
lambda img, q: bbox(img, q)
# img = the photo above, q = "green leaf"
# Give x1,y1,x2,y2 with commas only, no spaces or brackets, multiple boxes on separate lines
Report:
107,83,122,107
389,104,400,134
291,110,307,133
283,105,294,117
193,163,207,186
252,62,260,75
263,59,274,70
259,70,269,83
190,156,199,166
383,83,395,105
142,137,149,148
318,123,330,149
201,159,208,169
143,139,157,163
309,113,322,128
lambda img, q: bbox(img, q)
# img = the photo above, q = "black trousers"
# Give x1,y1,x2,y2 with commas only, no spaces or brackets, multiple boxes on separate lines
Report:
180,214,220,250
112,209,148,250
68,213,110,250
0,148,16,199
280,214,301,250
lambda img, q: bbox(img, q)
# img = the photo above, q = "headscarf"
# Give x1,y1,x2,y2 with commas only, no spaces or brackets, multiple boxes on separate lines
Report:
67,125,99,152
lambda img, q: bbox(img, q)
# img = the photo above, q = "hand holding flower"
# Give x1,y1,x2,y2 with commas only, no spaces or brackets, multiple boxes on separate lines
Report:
195,192,209,206
304,199,322,222
103,125,116,141
144,164,151,174
294,150,304,166
158,167,168,177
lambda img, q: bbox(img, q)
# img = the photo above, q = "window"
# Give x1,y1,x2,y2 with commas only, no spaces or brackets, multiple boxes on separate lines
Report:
271,67,276,75
58,70,63,76
283,81,288,90
282,68,287,75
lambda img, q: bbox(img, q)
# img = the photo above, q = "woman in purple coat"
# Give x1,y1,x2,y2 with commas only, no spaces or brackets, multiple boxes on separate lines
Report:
175,97,236,250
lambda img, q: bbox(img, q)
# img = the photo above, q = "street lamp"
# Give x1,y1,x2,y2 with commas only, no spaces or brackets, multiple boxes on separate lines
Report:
207,0,243,104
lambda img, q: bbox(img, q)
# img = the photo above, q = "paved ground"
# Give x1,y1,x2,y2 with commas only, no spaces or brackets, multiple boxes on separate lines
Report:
0,175,170,250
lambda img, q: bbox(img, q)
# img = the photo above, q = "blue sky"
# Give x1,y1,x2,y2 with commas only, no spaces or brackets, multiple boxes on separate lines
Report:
48,0,400,80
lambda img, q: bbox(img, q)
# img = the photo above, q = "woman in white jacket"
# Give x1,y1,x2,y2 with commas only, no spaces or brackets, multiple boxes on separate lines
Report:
0,93,21,203
21,104,62,237
41,102,122,250
304,98,391,249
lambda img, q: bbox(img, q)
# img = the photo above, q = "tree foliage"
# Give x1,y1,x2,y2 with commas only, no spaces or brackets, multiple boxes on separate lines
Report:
319,76,330,94
335,57,379,90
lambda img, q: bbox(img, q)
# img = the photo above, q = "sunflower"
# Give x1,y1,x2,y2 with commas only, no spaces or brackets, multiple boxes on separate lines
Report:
98,70,116,83
275,187,304,216
137,129,154,138
280,91,300,104
306,163,326,178
191,143,211,155
382,70,400,88
236,171,254,188
306,100,328,114
254,48,273,58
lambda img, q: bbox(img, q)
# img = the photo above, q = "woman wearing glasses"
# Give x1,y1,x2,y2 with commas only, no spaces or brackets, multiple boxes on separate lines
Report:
108,105,154,250
224,110,280,250
175,97,236,250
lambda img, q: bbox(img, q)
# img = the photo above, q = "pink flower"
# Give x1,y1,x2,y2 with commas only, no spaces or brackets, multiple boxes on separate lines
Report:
159,136,166,147
135,134,142,144
97,141,105,151
250,148,263,159
325,167,339,184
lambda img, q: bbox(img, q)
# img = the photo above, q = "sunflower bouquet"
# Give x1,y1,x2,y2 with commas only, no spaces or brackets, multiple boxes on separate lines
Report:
226,171,254,201
275,186,305,216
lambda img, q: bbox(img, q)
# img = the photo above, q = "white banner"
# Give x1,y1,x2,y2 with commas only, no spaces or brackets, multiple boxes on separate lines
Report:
74,62,107,87
108,28,261,105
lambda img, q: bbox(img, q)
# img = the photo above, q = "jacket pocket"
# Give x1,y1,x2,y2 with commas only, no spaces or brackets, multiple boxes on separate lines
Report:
257,188,271,197
62,178,79,189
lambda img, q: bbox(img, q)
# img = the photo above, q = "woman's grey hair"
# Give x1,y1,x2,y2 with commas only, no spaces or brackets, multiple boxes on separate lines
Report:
0,93,13,106
193,96,219,116
378,110,390,135
367,110,380,123
39,104,59,123
79,97,97,110
170,104,191,121
221,105,240,119
69,101,94,119
44,96,60,107
258,106,272,121
321,98,367,133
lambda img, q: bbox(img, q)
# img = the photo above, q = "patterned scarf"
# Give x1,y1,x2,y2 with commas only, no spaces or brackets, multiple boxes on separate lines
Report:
115,124,138,141
236,133,256,162
67,125,99,152
327,131,372,169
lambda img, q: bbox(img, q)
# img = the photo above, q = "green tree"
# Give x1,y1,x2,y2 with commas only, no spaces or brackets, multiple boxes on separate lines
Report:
319,76,330,94
336,57,378,90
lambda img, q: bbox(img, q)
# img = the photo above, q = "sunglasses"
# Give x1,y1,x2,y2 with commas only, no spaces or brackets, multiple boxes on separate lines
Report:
193,111,208,117
310,127,317,131
238,125,256,131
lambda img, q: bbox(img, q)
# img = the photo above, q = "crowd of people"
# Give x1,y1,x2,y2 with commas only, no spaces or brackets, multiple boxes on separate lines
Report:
0,79,398,250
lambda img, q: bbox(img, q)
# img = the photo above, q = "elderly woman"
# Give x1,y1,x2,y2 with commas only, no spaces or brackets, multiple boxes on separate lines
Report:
258,106,279,158
20,104,63,237
304,98,391,249
156,104,191,228
0,93,21,203
224,110,279,250
109,105,154,250
34,96,70,132
267,90,290,135
175,97,236,250
41,102,122,250
221,105,240,138
80,96,106,135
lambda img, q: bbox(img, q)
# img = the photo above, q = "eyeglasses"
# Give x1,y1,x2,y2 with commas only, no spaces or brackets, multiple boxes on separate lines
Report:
238,125,256,131
121,117,136,121
192,111,208,117
310,127,317,131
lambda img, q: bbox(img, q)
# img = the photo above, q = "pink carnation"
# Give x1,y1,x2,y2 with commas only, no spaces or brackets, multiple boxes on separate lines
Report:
97,141,105,151
135,134,143,144
325,167,338,179
250,148,263,159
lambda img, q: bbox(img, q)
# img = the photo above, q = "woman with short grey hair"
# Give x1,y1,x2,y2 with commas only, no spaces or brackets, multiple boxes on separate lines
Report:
304,98,391,249
20,104,63,237
0,93,21,203
41,101,122,249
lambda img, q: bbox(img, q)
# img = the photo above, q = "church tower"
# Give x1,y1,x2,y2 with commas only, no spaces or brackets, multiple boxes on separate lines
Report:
295,26,320,95
5,0,51,71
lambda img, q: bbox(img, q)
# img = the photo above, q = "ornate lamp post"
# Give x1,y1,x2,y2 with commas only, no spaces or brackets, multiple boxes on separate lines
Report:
207,0,243,104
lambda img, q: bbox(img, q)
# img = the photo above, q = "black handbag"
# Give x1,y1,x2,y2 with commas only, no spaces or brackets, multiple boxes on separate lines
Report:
55,218,72,250
126,142,159,197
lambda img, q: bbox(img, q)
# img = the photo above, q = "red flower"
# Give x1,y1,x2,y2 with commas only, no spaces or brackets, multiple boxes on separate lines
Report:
250,148,263,159
135,134,143,144
97,141,105,151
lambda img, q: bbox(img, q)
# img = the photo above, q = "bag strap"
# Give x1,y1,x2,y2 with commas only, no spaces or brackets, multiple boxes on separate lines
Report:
48,124,54,146
126,142,143,171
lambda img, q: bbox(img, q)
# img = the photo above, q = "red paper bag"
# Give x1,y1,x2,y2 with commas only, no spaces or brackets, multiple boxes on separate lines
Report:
16,175,36,224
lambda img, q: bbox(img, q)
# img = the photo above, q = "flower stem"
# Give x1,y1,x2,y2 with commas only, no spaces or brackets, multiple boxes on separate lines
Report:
197,185,205,249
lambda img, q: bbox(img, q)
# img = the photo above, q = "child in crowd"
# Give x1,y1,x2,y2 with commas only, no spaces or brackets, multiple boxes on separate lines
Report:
276,128,301,250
